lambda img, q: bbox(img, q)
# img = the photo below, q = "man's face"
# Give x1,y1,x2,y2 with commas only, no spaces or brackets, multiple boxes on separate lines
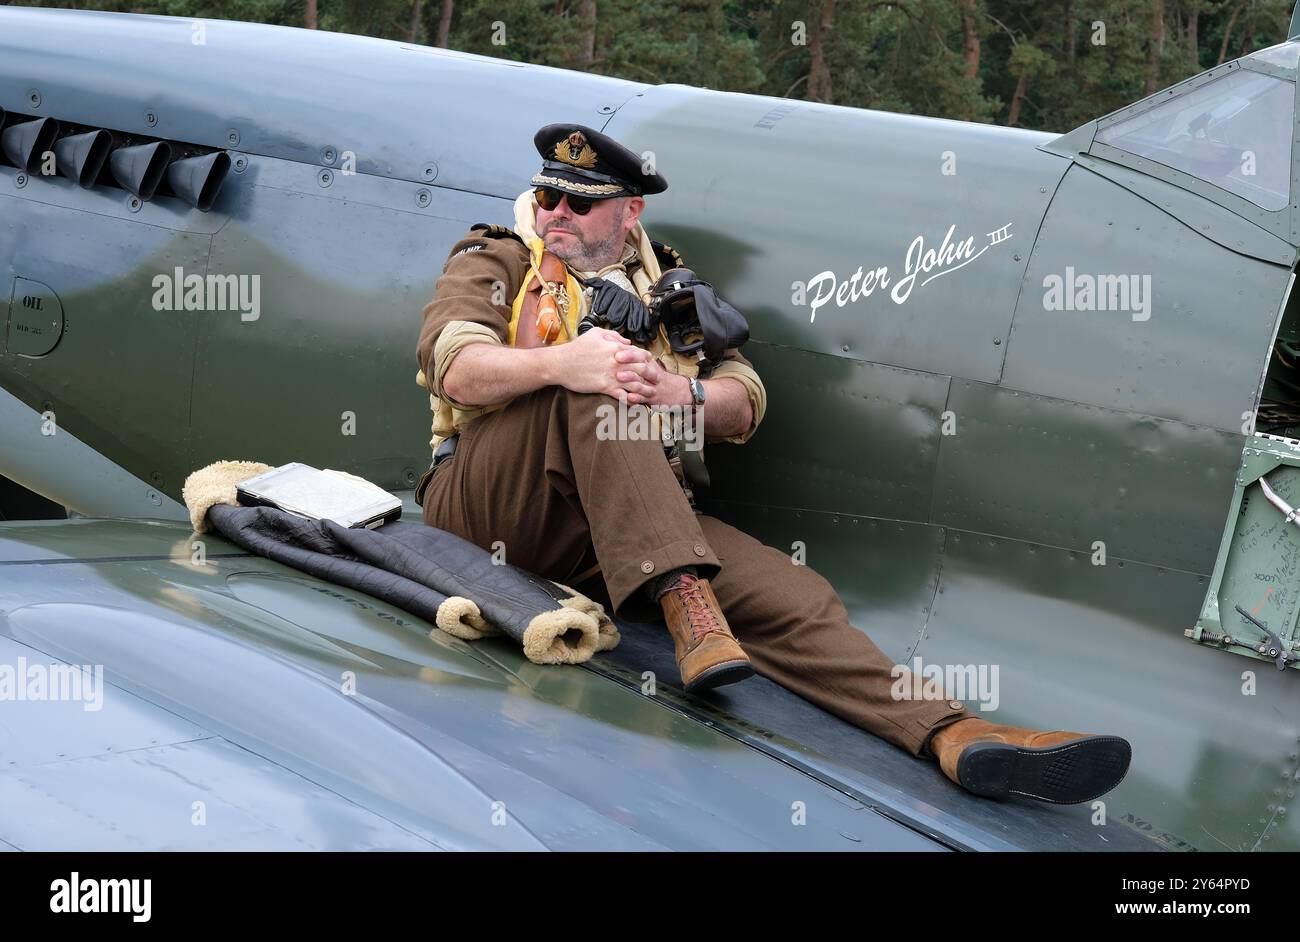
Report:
537,192,644,270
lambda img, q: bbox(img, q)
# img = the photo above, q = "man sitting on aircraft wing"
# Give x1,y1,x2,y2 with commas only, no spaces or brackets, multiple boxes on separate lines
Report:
414,122,1132,804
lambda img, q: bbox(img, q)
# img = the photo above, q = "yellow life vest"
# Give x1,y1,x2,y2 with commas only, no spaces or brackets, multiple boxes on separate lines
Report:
507,236,586,347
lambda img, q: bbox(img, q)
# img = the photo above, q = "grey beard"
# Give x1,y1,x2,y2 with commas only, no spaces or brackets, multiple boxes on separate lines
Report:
552,228,624,271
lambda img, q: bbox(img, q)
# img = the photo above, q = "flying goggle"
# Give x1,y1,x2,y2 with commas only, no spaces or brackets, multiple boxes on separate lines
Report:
649,268,750,370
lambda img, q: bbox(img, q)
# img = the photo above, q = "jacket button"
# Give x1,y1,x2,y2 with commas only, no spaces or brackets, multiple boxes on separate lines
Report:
693,544,706,557
948,700,963,710
641,560,655,574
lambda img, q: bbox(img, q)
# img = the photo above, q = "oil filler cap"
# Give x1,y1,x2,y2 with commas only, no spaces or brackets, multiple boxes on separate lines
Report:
5,277,63,357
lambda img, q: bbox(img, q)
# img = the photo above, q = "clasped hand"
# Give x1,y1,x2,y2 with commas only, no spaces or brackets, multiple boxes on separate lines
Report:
556,327,691,406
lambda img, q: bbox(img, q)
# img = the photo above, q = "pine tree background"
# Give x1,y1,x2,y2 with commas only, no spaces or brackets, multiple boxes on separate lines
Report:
12,0,1297,133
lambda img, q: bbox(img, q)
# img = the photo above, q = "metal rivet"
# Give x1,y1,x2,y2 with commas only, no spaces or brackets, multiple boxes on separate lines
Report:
27,88,40,108
416,189,431,207
233,155,247,173
227,129,240,147
14,173,27,189
321,146,337,165
318,168,333,188
144,111,158,128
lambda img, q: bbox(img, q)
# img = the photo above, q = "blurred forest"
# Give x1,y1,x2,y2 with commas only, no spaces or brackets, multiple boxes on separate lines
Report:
12,0,1299,131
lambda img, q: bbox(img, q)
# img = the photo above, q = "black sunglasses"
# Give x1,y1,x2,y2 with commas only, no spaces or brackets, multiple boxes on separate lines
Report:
535,186,600,215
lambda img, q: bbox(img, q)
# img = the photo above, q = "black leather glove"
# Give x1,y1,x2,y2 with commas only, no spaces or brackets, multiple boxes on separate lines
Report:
582,276,661,344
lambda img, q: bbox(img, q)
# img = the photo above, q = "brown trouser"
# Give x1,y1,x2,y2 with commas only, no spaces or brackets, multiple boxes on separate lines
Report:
420,385,973,756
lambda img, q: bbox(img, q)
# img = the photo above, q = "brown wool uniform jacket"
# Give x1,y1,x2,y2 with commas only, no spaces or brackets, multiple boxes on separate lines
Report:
416,226,767,455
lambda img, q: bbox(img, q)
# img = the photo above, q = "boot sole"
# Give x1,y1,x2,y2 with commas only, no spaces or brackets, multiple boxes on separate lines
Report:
684,659,755,693
957,735,1132,804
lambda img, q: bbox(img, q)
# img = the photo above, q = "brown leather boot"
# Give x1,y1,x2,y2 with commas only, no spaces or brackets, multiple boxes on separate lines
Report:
927,717,1131,804
658,572,754,692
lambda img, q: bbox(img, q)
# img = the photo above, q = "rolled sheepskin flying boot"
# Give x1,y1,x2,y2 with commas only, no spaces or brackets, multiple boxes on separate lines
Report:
926,717,1132,804
655,569,754,692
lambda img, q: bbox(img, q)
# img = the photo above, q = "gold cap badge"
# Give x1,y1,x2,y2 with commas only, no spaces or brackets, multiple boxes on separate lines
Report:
554,131,598,169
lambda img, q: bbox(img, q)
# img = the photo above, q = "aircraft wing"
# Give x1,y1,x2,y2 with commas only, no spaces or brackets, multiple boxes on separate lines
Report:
0,514,1161,852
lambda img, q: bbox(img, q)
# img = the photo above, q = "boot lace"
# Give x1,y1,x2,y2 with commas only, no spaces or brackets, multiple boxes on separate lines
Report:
674,573,724,640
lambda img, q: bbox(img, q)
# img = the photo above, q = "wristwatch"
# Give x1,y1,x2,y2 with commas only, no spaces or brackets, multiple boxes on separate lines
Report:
688,376,707,407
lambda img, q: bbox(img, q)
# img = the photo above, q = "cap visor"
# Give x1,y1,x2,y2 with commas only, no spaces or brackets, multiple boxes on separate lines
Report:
531,169,628,197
